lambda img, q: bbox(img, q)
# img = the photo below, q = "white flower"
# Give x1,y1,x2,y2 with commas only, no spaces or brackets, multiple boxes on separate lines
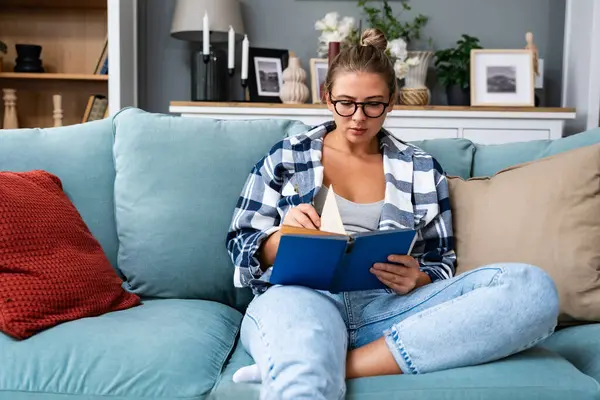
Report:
387,38,408,62
315,12,340,31
394,59,410,80
314,12,357,56
338,16,356,36
321,31,345,43
406,57,421,67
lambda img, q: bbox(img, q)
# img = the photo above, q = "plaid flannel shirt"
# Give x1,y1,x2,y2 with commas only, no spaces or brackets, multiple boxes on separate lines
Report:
226,121,456,294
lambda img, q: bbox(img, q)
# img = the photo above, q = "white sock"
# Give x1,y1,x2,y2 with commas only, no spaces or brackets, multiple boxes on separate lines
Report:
232,363,262,383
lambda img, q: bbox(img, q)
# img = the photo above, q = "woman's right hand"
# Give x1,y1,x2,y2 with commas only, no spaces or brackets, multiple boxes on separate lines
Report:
282,204,321,230
258,204,321,270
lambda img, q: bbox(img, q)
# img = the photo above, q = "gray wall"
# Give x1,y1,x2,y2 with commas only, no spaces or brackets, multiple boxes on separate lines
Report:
138,0,566,114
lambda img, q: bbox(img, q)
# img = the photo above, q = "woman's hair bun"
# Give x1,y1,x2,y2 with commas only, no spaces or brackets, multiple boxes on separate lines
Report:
360,28,388,52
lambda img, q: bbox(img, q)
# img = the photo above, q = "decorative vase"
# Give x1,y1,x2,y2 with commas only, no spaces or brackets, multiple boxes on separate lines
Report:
399,51,433,105
328,41,341,66
14,44,44,73
280,57,310,104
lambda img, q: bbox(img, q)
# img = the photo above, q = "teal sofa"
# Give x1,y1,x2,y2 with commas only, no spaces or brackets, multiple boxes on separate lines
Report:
1,107,599,400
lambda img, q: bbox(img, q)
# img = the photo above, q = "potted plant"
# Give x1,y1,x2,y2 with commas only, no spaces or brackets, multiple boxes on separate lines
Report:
0,41,6,72
358,0,428,45
434,34,482,106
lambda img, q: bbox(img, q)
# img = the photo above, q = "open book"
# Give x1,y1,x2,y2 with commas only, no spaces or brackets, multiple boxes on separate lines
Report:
269,185,418,293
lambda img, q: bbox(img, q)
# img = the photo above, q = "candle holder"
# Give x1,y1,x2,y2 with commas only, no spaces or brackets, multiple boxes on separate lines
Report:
191,47,227,101
241,78,249,101
228,67,235,77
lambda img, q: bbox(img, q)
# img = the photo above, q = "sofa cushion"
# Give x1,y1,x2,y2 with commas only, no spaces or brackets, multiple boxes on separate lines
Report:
447,143,600,324
409,138,475,179
112,108,309,311
0,298,242,400
0,118,119,269
0,170,140,340
472,127,600,177
208,344,599,400
541,323,600,383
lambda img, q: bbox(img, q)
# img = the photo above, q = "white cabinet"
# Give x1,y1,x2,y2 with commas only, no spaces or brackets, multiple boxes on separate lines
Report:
169,102,576,145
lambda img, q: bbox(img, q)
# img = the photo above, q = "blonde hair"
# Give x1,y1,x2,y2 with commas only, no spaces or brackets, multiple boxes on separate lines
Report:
323,28,397,100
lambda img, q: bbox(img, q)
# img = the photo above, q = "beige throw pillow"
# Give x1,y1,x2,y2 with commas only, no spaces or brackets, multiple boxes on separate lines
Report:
447,143,600,325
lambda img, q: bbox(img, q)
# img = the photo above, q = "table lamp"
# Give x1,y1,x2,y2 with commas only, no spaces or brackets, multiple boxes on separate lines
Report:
171,0,245,101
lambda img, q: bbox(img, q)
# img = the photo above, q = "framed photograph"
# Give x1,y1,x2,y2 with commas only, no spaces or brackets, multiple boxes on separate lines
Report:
310,58,329,103
248,47,289,103
470,49,535,107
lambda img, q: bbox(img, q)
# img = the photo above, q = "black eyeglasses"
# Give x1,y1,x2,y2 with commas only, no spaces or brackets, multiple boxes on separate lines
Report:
330,94,390,118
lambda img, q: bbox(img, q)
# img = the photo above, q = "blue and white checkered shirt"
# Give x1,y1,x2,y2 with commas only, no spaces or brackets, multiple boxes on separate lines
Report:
226,122,456,294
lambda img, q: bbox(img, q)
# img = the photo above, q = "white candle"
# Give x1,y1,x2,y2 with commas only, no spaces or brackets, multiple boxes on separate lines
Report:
228,26,235,69
203,11,210,56
241,35,250,80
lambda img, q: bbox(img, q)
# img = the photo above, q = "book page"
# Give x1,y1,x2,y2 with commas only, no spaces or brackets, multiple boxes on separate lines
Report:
320,185,346,235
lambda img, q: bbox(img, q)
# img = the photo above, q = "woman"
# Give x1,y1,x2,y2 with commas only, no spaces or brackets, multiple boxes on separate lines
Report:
225,28,559,400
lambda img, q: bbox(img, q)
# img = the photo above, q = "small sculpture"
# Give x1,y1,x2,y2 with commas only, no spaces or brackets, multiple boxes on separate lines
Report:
525,32,540,77
280,55,310,104
3,88,18,129
53,94,63,127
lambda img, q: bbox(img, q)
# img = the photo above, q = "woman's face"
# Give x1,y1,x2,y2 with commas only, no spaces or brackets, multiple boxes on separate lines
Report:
326,71,394,146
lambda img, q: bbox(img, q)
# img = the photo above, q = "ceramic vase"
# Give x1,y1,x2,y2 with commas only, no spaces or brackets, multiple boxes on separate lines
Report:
14,44,44,73
280,57,310,104
400,51,433,106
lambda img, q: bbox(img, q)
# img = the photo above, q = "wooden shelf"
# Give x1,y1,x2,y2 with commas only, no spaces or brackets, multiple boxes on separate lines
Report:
0,0,108,129
0,0,106,9
0,72,107,81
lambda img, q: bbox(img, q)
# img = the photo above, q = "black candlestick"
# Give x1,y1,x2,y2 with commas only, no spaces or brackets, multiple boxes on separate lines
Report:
228,68,235,77
241,78,248,101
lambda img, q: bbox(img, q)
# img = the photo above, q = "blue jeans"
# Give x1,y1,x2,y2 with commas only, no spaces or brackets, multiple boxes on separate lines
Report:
240,263,560,400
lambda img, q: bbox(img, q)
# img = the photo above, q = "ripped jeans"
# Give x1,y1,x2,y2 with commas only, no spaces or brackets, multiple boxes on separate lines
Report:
240,263,560,400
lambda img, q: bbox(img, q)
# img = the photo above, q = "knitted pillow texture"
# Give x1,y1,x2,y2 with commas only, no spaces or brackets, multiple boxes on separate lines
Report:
0,170,141,340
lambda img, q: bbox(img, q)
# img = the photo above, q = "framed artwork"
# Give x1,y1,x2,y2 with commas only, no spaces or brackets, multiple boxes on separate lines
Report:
470,49,535,107
310,58,329,103
248,47,289,103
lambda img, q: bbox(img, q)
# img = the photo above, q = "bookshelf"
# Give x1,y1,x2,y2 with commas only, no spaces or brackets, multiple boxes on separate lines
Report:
0,0,137,129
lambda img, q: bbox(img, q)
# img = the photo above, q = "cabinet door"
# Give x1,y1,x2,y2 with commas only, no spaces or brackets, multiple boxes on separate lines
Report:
385,128,459,142
108,0,138,114
463,129,550,144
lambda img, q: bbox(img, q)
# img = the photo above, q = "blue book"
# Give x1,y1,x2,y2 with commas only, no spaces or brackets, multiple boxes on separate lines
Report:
269,225,418,293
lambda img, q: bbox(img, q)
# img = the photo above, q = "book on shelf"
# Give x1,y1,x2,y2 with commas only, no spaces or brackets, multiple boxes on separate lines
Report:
82,94,108,122
269,185,418,293
93,36,108,75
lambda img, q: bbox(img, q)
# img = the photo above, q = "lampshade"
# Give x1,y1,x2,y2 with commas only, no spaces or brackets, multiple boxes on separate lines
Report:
170,0,245,43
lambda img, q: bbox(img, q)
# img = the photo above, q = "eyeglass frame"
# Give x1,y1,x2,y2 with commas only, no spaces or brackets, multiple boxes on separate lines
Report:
328,91,392,118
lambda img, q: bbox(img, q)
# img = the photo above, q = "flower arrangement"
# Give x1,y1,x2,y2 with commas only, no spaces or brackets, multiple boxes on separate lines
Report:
386,37,420,80
314,12,359,57
314,12,419,81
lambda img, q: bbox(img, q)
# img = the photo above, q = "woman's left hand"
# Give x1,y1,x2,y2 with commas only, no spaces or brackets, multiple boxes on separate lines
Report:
370,255,431,295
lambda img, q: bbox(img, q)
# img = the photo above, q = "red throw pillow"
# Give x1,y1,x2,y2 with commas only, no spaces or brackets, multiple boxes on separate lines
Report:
0,170,141,340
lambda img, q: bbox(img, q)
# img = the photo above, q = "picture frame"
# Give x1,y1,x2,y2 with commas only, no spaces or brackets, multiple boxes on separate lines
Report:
310,58,329,104
248,47,289,103
470,49,535,107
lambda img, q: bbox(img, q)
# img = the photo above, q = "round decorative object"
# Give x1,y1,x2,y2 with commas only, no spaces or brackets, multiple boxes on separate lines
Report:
399,87,430,106
280,57,310,104
14,44,44,73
